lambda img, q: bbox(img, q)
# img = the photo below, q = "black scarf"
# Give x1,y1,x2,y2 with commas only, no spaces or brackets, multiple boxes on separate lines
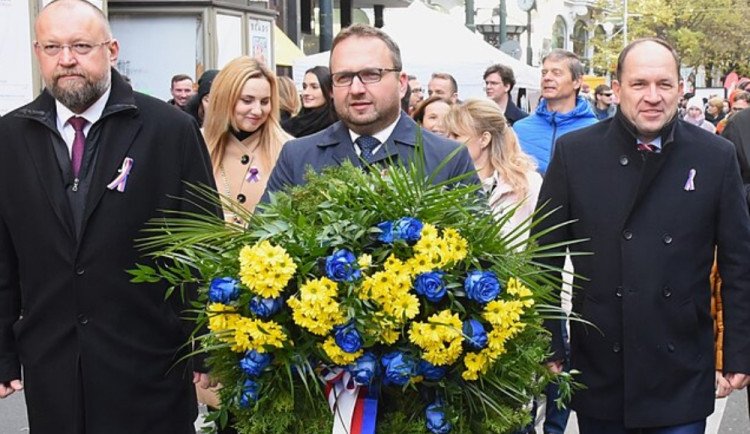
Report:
281,104,338,138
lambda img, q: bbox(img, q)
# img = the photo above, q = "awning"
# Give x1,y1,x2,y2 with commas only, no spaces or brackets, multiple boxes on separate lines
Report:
275,25,305,67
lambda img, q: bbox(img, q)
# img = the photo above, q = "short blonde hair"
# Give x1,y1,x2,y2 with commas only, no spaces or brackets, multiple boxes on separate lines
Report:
203,56,286,173
443,99,536,200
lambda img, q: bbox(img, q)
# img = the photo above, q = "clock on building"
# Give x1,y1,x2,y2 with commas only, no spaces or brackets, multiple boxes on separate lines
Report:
518,0,536,12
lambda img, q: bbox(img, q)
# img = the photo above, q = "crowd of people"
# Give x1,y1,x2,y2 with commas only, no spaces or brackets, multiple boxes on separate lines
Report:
2,1,750,433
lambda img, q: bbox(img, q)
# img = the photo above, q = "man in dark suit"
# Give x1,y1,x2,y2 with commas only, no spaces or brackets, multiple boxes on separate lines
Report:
0,1,217,432
264,24,475,195
533,38,750,433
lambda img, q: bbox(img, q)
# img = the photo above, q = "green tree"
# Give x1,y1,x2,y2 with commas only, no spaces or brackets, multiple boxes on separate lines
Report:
591,0,750,83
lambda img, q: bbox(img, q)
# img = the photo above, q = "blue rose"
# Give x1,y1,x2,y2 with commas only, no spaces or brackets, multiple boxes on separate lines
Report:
394,217,423,242
376,221,394,243
464,270,501,304
414,272,447,303
462,319,488,349
349,352,378,386
334,322,363,353
381,351,416,386
325,249,361,282
425,401,451,434
208,277,240,303
239,379,259,408
418,360,447,381
249,296,283,318
239,349,272,377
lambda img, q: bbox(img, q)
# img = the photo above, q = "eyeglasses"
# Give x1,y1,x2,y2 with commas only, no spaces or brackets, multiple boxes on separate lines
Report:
411,87,423,94
36,40,111,56
331,67,401,87
732,106,747,112
599,92,613,97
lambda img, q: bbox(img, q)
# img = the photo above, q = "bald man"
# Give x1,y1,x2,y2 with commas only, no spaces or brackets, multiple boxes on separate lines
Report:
0,1,218,432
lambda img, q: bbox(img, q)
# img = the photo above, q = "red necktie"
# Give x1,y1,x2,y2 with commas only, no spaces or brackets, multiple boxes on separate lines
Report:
637,142,657,152
68,116,87,177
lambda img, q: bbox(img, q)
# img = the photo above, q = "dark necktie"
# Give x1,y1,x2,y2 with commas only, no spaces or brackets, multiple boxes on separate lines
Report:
356,135,381,164
637,142,657,153
68,116,87,177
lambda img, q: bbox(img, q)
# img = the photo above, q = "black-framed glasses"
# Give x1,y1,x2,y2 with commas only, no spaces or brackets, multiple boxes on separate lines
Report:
36,40,112,56
599,92,613,97
331,67,401,87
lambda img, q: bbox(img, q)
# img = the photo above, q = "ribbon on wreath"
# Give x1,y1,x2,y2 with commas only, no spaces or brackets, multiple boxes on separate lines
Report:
106,157,134,192
320,367,378,434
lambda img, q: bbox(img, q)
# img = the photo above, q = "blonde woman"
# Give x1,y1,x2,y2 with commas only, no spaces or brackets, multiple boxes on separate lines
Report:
443,98,542,238
277,75,301,123
203,56,291,220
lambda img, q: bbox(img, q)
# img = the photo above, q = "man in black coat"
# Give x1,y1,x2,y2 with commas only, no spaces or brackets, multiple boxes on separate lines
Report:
533,38,750,432
265,24,476,197
0,1,218,432
721,107,750,208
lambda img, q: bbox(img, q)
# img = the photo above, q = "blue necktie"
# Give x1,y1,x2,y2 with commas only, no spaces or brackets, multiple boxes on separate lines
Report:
356,135,381,164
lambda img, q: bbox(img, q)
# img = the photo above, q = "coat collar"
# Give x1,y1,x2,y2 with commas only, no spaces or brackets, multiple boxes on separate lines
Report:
316,112,419,166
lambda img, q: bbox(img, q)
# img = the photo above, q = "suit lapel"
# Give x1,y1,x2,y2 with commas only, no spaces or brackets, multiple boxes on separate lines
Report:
367,113,417,166
81,113,141,232
24,125,76,241
322,123,360,167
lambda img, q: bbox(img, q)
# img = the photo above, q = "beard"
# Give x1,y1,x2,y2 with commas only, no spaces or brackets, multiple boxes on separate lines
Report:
46,68,110,113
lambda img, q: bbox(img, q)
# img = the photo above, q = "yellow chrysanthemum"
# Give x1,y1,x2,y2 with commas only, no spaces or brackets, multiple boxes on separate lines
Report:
287,285,346,336
462,351,490,381
357,254,372,271
298,277,338,304
389,293,420,321
230,317,287,353
321,336,363,365
483,300,525,327
420,223,439,241
378,326,400,344
238,241,297,298
409,310,464,365
206,303,241,335
506,277,535,307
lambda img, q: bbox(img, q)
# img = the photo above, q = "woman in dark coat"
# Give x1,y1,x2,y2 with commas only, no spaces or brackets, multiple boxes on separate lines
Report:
281,66,337,138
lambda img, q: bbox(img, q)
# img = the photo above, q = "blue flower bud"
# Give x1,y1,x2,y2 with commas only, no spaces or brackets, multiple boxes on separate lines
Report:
249,296,283,318
425,401,451,434
414,271,447,303
334,322,363,353
208,277,240,304
381,351,416,386
325,249,361,282
418,360,447,381
239,379,259,408
349,352,378,386
376,221,394,243
394,217,423,242
464,270,501,304
239,349,272,377
462,319,488,349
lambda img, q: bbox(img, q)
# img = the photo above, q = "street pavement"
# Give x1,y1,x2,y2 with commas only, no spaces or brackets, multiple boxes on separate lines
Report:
1,388,748,433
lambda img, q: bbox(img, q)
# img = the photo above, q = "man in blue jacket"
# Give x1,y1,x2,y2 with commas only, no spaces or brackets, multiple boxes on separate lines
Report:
513,49,597,175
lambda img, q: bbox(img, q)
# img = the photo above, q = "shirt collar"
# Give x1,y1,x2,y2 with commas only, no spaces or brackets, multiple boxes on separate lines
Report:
348,115,401,145
56,86,111,128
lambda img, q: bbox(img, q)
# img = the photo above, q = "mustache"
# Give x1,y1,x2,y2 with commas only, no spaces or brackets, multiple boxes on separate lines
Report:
53,70,86,81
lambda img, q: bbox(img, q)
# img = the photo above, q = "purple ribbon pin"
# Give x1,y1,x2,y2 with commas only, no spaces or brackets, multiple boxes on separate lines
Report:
683,168,696,191
246,166,260,183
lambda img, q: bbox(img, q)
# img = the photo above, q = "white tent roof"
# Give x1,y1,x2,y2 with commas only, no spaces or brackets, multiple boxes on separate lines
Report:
293,1,541,99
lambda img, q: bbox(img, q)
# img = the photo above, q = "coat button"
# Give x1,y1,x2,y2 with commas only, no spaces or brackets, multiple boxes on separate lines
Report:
615,286,623,297
662,286,672,298
622,230,633,240
613,342,621,353
75,268,85,276
619,155,629,166
77,314,89,326
667,343,675,352
663,234,673,244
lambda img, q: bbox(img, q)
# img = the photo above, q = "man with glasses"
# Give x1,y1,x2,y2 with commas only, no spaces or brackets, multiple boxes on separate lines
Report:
264,23,476,195
407,74,424,115
0,1,218,432
592,84,617,120
483,64,528,126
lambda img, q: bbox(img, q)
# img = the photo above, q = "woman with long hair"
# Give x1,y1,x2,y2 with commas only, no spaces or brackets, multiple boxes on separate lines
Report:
412,96,453,137
277,75,301,123
281,66,337,137
203,56,291,220
443,98,542,238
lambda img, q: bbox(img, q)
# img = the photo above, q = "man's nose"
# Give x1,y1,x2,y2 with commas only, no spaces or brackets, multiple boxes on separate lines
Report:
58,47,78,65
349,76,367,94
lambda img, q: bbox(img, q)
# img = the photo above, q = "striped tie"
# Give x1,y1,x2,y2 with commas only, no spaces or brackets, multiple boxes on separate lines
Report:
637,142,657,153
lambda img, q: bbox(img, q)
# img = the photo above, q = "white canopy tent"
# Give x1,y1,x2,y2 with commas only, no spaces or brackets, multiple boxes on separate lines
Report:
293,1,541,100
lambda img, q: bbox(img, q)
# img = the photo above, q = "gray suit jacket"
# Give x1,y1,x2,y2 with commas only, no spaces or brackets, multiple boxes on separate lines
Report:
264,112,477,197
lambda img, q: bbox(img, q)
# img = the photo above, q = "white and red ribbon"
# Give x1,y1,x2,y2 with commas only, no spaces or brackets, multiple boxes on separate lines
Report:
107,157,134,192
321,367,376,434
684,168,696,192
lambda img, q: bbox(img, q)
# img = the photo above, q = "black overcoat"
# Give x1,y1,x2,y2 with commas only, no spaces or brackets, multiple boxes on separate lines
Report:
0,71,218,433
533,111,750,427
